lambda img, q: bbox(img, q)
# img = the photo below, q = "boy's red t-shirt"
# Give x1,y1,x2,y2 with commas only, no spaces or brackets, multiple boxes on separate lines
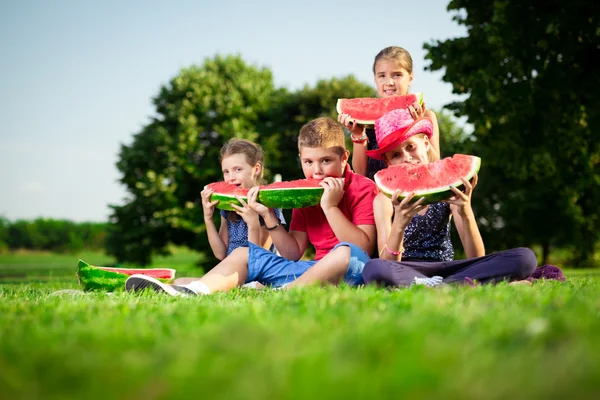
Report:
289,165,378,260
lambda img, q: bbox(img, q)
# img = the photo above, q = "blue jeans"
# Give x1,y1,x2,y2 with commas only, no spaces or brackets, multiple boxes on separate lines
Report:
246,242,371,287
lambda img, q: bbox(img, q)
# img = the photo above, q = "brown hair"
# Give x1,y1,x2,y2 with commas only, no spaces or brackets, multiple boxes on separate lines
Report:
297,117,346,157
219,138,265,184
372,46,413,74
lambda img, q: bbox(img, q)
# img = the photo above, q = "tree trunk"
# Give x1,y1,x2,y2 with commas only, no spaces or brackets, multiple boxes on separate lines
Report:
541,242,550,265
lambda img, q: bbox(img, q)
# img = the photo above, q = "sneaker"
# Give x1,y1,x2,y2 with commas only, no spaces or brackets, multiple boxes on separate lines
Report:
125,275,197,297
412,276,445,287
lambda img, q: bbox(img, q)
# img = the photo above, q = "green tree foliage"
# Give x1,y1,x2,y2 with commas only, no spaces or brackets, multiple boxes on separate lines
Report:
108,55,375,265
424,0,600,265
261,76,376,182
1,218,106,253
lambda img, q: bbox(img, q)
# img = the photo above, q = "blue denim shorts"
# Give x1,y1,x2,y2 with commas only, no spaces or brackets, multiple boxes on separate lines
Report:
246,241,370,287
332,241,371,286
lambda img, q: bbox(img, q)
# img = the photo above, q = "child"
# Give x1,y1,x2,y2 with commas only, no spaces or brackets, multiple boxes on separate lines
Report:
125,118,378,296
339,46,441,180
201,138,285,260
361,109,536,287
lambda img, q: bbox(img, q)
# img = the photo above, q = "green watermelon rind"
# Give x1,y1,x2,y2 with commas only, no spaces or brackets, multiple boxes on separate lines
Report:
258,187,324,209
336,92,425,126
76,260,176,292
210,193,248,211
210,185,324,210
376,156,481,205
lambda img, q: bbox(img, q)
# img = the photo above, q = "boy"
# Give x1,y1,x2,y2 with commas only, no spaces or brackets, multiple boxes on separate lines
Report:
126,117,378,295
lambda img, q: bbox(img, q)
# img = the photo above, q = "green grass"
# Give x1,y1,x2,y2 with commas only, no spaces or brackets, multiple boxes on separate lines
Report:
1,252,599,399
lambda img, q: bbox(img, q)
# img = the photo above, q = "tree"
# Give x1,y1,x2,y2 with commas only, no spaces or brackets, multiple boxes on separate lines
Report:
107,54,276,265
108,54,376,265
424,0,600,265
261,76,376,181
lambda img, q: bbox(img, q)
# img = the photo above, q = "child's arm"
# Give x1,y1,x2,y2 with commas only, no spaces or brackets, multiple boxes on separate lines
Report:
321,177,375,254
446,174,485,258
375,191,427,261
202,188,228,260
424,109,440,161
230,197,262,246
409,103,440,161
258,228,274,251
338,114,368,176
247,187,307,260
351,140,368,176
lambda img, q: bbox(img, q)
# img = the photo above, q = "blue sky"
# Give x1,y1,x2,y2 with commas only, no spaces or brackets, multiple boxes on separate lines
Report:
0,0,466,222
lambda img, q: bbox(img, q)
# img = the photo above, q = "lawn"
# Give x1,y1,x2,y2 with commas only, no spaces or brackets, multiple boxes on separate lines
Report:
1,251,599,399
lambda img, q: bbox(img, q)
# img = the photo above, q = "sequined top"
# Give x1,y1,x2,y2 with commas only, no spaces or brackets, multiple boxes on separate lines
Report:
401,202,454,261
220,209,286,255
365,127,387,181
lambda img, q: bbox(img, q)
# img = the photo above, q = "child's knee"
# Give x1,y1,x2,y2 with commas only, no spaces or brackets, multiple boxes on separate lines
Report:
513,247,538,279
333,245,351,264
230,246,250,261
362,259,385,284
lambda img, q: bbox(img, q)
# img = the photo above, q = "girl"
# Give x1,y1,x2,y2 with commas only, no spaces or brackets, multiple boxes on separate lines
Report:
200,138,285,261
339,46,441,180
361,109,536,287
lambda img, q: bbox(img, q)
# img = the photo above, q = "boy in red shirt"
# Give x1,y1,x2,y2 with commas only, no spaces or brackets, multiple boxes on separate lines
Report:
126,117,378,295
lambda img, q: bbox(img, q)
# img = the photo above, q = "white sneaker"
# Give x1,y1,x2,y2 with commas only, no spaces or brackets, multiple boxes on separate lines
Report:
412,276,445,287
125,275,197,297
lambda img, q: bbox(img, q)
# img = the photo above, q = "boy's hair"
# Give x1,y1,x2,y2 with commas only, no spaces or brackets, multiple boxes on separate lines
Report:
298,117,346,157
373,46,413,75
219,138,266,184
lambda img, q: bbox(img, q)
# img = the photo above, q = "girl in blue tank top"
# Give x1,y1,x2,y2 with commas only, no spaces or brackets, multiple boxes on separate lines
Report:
362,109,536,287
200,139,285,260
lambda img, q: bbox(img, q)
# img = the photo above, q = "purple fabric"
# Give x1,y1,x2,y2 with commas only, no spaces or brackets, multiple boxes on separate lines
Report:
363,247,538,287
526,265,566,282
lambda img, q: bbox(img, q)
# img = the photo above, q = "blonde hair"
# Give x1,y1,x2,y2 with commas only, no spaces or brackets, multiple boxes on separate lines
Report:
373,46,413,74
383,134,437,164
219,138,266,184
298,117,346,158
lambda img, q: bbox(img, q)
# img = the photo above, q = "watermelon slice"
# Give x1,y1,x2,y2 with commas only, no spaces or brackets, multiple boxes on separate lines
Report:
258,179,324,209
76,259,176,292
336,93,424,126
206,179,324,211
205,181,250,211
374,154,481,204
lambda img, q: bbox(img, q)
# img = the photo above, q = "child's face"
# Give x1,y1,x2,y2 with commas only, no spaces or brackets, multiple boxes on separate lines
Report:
374,59,413,98
221,153,260,188
384,135,430,166
299,147,348,180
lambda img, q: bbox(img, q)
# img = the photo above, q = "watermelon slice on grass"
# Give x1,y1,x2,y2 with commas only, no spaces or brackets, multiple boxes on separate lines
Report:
77,260,176,292
374,154,481,205
206,179,325,211
336,93,424,126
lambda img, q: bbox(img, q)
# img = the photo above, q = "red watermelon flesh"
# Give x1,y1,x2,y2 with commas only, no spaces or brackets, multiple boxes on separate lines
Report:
374,154,481,204
96,266,175,279
207,179,324,210
336,93,424,125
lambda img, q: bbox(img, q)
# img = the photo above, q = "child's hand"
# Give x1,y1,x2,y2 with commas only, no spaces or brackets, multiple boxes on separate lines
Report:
201,188,219,219
392,191,427,230
231,196,260,227
444,174,478,217
320,177,345,211
246,186,270,217
338,113,364,138
408,101,427,120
